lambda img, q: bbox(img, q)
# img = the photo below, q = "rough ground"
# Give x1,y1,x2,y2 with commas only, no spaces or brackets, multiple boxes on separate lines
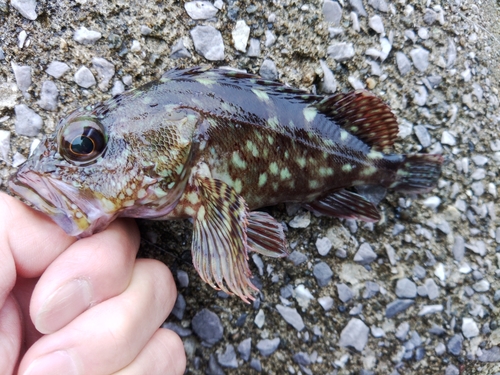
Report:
1,0,499,374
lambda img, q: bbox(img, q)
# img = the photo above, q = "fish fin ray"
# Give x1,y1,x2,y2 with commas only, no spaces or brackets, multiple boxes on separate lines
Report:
303,189,381,222
190,176,257,303
247,211,289,258
389,154,444,193
314,90,399,153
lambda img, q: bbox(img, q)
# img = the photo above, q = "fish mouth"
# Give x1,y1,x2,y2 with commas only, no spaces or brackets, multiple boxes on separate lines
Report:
9,169,115,238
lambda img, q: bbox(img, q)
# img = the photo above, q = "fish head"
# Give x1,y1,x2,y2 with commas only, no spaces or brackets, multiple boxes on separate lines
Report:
10,102,196,238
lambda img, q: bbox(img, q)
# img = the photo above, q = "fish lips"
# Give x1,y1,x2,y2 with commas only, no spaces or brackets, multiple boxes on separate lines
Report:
9,169,115,238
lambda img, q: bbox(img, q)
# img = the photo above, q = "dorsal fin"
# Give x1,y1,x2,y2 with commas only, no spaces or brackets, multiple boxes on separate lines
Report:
314,90,399,153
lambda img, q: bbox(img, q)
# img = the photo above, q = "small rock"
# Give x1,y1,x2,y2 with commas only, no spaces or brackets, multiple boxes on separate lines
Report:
337,283,354,303
247,38,261,57
12,152,27,167
339,318,369,351
45,61,70,79
192,309,223,345
319,60,337,94
14,104,42,136
409,48,430,72
363,281,379,299
445,364,459,375
423,196,441,210
207,353,224,375
395,322,410,341
250,358,262,371
318,296,334,311
140,25,152,35
354,242,377,265
327,42,355,61
11,0,37,20
418,304,443,315
171,294,186,320
37,81,58,111
435,342,446,356
184,1,218,19
413,265,426,279
368,15,384,34
313,262,333,287
232,20,250,52
288,251,307,266
385,299,414,318
217,344,238,368
472,279,490,292
111,80,125,96
74,66,96,88
256,337,280,356
434,263,446,282
190,25,225,61
92,58,115,91
254,309,265,328
289,211,311,228
293,352,311,366
395,52,412,76
447,334,463,356
238,338,251,361
276,305,305,331
316,236,332,256
462,318,479,338
348,0,367,17
395,278,417,299
441,131,456,146
0,130,10,163
371,326,385,338
477,346,500,362
265,30,276,47
323,0,342,25
11,62,32,96
73,26,102,45
176,270,189,288
414,125,431,147
425,278,440,300
259,59,278,80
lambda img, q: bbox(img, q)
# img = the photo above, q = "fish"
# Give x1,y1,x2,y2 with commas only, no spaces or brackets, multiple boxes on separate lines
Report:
10,66,443,302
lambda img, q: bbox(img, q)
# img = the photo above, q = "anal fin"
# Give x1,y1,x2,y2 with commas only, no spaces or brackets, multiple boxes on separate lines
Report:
190,176,257,303
247,211,288,258
303,189,381,222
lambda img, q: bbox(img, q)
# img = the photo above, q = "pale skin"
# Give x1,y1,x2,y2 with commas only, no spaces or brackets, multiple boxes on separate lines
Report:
0,193,186,375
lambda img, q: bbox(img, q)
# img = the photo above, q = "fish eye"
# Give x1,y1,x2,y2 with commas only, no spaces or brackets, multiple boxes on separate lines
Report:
58,118,106,164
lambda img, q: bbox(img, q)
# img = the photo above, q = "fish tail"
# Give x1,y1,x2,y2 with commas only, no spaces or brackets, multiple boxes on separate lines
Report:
389,154,444,193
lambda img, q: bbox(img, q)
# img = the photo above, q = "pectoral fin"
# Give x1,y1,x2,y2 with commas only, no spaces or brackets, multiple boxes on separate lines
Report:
303,189,381,222
247,211,288,258
190,176,257,303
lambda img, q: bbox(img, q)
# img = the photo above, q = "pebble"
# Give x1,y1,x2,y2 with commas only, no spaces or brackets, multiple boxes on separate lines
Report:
192,309,223,345
37,80,58,111
276,305,305,331
339,318,369,351
0,130,10,163
462,318,479,338
413,86,427,106
170,39,191,59
92,57,115,91
18,30,28,49
288,250,307,266
140,25,152,35
371,326,385,338
368,0,388,12
73,26,102,44
395,322,410,341
171,294,186,320
379,37,391,61
422,196,441,210
190,25,225,61
207,354,224,375
351,11,360,32
237,338,251,361
440,130,456,146
176,270,189,288
368,15,384,34
472,279,490,292
313,262,333,287
0,48,4,60
348,0,367,17
471,154,488,166
434,263,446,282
395,52,412,76
232,20,250,52
46,61,70,79
247,38,261,57
256,337,280,356
322,0,342,26
293,351,311,366
445,364,459,375
447,334,463,356
414,125,431,147
327,42,355,61
385,299,414,318
11,62,32,96
184,1,218,19
418,304,443,316
435,342,446,356
294,285,314,308
14,104,42,136
363,281,379,299
315,236,332,256
111,80,125,96
471,168,486,180
265,30,276,47
259,59,278,80
130,40,141,52
354,242,377,265
161,322,192,337
337,283,354,303
413,265,426,279
425,278,440,300
477,346,500,362
11,0,37,20
319,60,337,94
318,296,334,311
12,152,27,167
250,358,262,371
418,27,429,40
74,66,96,88
289,211,310,228
395,278,417,299
409,48,430,72
217,344,238,368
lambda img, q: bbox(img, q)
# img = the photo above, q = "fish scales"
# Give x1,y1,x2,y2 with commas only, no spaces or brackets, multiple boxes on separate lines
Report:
10,66,444,302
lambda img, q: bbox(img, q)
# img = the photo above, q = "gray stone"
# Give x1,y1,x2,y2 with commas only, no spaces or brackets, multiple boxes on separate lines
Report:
425,278,440,300
423,8,437,25
423,196,441,209
418,304,443,315
46,61,70,79
395,278,417,299
190,25,225,61
217,344,238,368
435,342,446,356
371,326,385,338
73,26,102,44
385,299,414,318
478,346,500,362
293,352,311,366
161,322,192,337
0,130,10,163
247,38,261,57
322,0,342,25
254,309,265,328
259,59,278,80
11,62,31,95
170,39,191,59
74,66,96,88
327,42,355,61
339,318,369,351
462,318,479,338
315,236,332,256
413,265,426,279
250,358,262,371
176,270,189,288
473,279,490,292
140,25,152,35
11,0,37,20
368,15,384,34
368,0,388,12
409,48,430,72
363,281,379,299
111,80,125,96
171,293,186,320
447,334,463,356
414,125,431,148
441,130,456,146
207,354,224,375
354,242,377,265
92,57,115,91
37,80,58,111
276,305,305,331
337,283,354,303
313,262,333,287
184,1,218,20
288,250,307,266
14,104,42,136
318,296,334,311
265,30,276,47
256,337,280,356
348,0,367,17
0,48,4,60
471,154,489,166
232,20,250,52
395,322,410,341
192,308,223,345
237,338,251,361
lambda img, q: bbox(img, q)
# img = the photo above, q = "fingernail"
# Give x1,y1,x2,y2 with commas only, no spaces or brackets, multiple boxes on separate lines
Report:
23,350,78,375
35,278,92,334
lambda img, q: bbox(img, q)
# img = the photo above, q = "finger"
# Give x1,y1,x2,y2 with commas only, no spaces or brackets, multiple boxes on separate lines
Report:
0,193,75,308
19,259,177,375
111,329,186,375
0,295,22,375
30,218,140,334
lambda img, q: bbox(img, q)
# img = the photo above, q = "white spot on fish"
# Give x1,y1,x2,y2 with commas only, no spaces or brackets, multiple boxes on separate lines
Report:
269,162,279,175
251,88,270,101
232,151,247,169
137,189,147,199
234,178,243,194
367,150,384,160
303,107,317,122
296,157,306,168
280,167,292,180
361,166,377,176
342,164,353,172
258,172,267,187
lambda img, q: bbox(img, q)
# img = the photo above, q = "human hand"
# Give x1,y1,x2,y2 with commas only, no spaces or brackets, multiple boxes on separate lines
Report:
0,192,186,375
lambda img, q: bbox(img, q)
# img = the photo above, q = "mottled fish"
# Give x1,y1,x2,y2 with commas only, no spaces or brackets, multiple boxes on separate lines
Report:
10,66,443,302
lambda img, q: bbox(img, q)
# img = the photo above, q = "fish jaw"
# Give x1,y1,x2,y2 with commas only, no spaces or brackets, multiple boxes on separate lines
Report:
9,168,117,238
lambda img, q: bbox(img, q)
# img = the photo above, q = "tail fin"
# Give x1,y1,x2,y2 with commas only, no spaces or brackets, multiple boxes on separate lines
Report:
389,154,444,193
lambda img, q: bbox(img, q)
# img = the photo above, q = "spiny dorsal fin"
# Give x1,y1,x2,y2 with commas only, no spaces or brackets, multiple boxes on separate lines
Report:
314,90,399,153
